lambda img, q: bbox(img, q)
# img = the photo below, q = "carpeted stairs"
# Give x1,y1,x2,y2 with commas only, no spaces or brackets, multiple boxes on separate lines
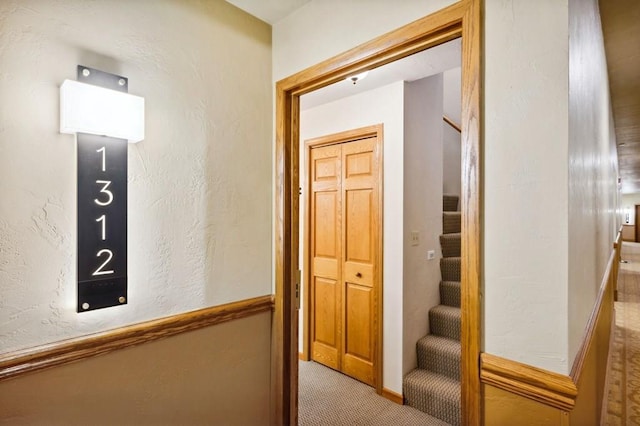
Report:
403,194,461,425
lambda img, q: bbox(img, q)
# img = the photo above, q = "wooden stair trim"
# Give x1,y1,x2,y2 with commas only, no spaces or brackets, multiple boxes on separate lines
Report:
0,295,274,382
480,353,578,411
443,115,461,133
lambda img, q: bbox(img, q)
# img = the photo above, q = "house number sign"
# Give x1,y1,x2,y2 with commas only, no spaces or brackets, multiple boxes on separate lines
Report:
76,66,128,312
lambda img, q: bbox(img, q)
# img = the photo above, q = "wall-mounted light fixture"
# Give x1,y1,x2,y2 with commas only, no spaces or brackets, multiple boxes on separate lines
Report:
60,76,145,143
60,66,143,313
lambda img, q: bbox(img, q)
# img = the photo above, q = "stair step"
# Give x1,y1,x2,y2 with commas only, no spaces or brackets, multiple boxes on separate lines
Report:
443,211,461,234
440,233,461,258
440,257,460,282
417,335,461,380
429,305,461,340
443,194,459,212
440,281,461,307
403,369,461,426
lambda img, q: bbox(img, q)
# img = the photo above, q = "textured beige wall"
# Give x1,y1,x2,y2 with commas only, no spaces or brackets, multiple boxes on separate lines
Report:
0,312,271,426
567,0,619,366
0,0,272,353
484,0,571,374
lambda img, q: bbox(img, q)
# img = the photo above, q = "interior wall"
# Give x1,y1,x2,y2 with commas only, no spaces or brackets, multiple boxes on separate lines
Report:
443,67,461,199
0,312,271,426
567,0,619,365
620,193,640,224
300,81,405,393
483,385,566,426
484,0,571,374
0,0,272,353
403,75,444,376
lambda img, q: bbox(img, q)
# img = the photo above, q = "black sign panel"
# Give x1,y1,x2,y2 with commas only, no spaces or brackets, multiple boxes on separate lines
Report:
74,65,132,312
77,134,128,312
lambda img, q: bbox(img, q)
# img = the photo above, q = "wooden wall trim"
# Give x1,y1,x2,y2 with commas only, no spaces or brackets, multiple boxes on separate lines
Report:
570,249,615,381
481,353,578,411
0,295,274,382
443,115,462,133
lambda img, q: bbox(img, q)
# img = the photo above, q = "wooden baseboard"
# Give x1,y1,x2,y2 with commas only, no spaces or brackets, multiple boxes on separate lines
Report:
382,388,403,405
0,295,274,382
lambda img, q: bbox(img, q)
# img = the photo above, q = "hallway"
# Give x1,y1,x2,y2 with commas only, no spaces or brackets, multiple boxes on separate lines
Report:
604,241,640,424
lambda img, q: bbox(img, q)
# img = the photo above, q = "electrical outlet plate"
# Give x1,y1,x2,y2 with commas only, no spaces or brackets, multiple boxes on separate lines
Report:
427,250,436,260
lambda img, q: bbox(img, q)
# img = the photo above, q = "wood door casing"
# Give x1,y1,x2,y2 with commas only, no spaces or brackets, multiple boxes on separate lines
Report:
307,128,381,389
635,205,640,242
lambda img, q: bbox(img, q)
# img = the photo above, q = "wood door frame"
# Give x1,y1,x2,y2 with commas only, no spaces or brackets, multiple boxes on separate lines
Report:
272,1,483,424
635,205,640,242
302,125,384,395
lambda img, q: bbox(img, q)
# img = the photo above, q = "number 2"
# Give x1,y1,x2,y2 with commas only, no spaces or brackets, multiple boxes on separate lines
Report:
92,249,114,276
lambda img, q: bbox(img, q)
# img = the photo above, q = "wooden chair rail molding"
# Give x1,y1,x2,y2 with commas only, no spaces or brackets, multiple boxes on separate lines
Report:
0,295,274,382
613,228,622,301
480,353,578,411
480,247,617,412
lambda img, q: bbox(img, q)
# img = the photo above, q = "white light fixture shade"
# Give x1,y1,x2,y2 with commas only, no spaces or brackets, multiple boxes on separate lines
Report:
60,80,145,143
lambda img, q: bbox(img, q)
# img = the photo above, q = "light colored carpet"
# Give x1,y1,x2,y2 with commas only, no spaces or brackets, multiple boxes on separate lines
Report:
604,241,640,425
299,360,449,426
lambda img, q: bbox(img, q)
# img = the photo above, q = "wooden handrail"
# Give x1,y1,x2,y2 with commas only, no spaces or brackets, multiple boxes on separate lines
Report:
443,115,461,133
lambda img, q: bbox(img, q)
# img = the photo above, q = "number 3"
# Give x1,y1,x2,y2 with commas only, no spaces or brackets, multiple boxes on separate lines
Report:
94,180,113,206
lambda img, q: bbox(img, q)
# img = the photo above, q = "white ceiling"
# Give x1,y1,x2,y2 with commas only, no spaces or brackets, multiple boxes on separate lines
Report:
225,0,310,24
301,38,462,110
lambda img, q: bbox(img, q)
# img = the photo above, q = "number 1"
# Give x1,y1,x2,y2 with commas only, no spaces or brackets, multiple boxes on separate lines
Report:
97,147,106,172
96,215,106,240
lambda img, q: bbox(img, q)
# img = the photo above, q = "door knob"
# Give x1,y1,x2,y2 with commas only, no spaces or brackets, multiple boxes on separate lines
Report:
356,272,362,278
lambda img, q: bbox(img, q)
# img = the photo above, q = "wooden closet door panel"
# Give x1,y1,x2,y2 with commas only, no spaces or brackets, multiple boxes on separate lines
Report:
310,144,342,369
341,137,379,386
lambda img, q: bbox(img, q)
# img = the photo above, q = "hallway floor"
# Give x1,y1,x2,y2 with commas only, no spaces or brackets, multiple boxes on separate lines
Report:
604,241,640,425
298,360,449,425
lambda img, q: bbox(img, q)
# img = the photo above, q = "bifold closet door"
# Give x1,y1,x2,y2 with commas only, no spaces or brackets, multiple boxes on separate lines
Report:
310,136,379,387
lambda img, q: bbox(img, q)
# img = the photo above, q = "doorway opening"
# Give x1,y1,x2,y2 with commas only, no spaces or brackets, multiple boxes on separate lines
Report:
301,125,383,391
273,2,482,425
